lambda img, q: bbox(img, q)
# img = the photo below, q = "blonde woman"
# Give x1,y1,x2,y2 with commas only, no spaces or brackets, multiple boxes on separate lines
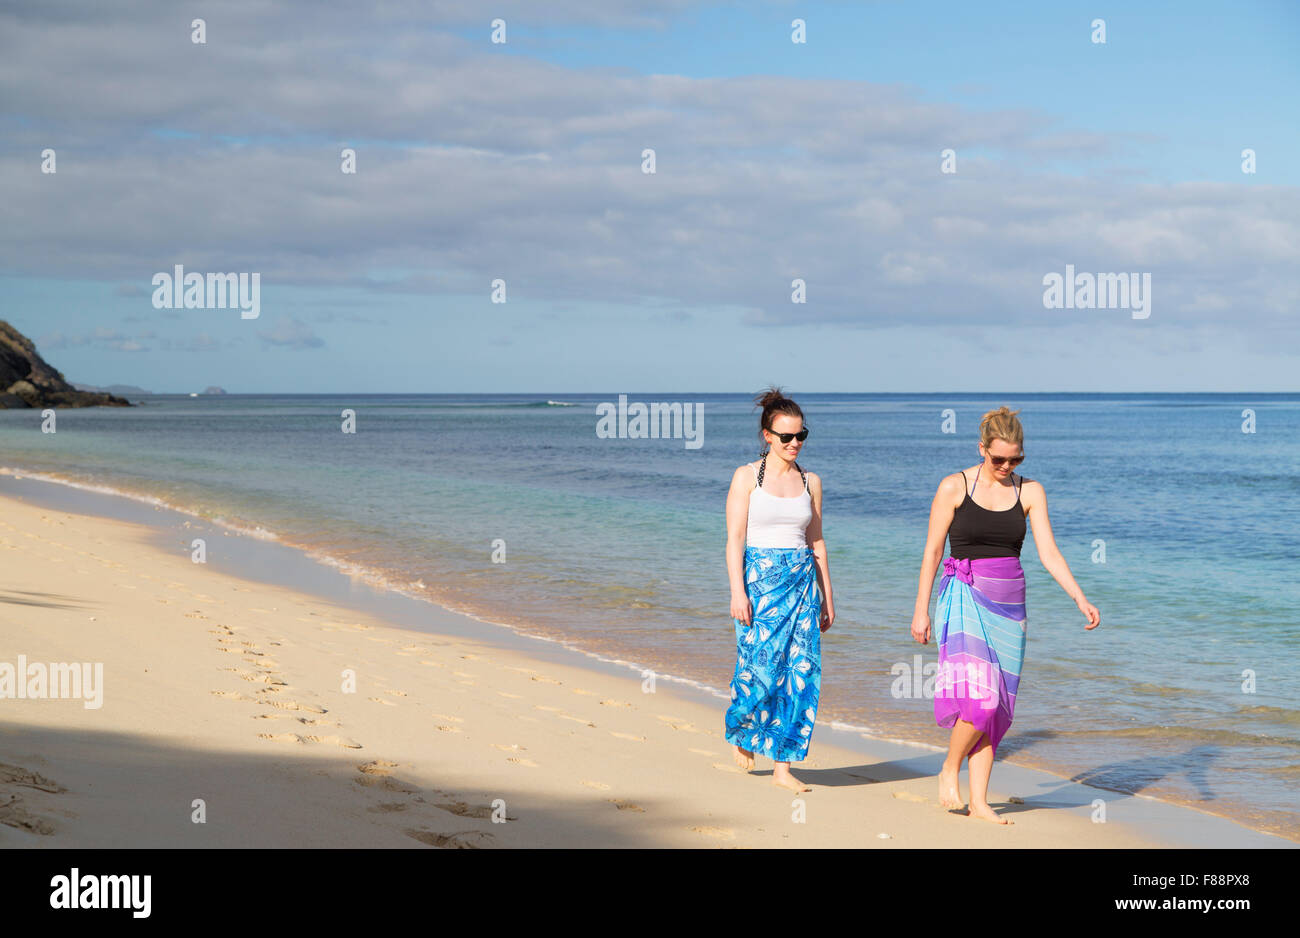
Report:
911,406,1100,823
724,387,834,793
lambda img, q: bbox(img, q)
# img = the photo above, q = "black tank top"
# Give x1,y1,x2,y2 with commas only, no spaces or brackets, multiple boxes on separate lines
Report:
947,466,1026,559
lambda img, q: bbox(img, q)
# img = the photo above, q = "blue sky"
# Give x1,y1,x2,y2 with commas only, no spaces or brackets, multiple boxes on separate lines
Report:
1,0,1296,392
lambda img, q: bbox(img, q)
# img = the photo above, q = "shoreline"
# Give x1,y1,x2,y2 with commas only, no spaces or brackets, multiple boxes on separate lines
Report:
0,472,1292,847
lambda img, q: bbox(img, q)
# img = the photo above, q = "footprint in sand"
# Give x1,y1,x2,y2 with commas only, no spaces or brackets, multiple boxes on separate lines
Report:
497,692,523,699
608,799,645,812
505,666,535,675
257,733,362,748
506,757,539,767
534,705,562,712
418,660,446,668
404,829,493,849
255,696,328,714
435,725,462,733
210,690,255,702
368,802,409,813
357,775,418,793
580,780,611,791
690,825,735,840
357,760,400,776
430,713,463,724
657,715,705,734
491,744,524,753
600,699,632,708
252,714,338,727
610,732,645,742
220,667,287,686
891,790,928,803
530,675,562,685
434,798,504,820
0,762,67,837
368,697,398,707
386,690,408,698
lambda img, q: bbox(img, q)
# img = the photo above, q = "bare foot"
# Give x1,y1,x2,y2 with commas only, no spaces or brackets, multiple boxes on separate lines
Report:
968,803,1011,824
938,765,963,808
731,744,754,771
772,770,810,793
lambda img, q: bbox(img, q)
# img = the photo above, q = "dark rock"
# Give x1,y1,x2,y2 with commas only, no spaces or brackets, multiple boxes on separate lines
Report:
0,321,133,408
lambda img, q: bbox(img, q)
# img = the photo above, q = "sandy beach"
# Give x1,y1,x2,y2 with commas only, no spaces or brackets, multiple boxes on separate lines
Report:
0,487,1287,849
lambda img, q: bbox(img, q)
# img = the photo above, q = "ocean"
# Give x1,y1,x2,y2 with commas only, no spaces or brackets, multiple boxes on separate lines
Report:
2,391,1297,838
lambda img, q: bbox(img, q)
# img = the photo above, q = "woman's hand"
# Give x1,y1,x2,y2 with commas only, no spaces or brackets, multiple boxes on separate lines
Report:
910,610,931,644
819,597,835,632
1077,596,1101,630
730,591,752,627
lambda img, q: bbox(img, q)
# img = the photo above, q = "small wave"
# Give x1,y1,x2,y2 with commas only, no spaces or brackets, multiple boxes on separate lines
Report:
1015,725,1300,749
1236,705,1300,727
0,465,283,544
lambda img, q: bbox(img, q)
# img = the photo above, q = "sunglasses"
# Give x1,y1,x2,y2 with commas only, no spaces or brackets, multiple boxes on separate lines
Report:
988,453,1024,466
766,426,810,444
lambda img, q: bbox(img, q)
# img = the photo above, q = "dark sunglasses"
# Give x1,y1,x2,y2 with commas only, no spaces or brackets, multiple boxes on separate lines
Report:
989,453,1024,466
766,426,810,444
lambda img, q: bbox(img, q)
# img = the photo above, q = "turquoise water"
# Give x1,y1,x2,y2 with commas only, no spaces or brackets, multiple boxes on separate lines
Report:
2,392,1297,837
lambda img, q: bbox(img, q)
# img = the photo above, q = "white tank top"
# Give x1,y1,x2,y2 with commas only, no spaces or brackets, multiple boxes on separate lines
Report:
745,462,812,548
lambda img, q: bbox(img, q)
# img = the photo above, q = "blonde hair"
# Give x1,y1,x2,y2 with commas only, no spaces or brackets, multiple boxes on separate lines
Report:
979,406,1023,450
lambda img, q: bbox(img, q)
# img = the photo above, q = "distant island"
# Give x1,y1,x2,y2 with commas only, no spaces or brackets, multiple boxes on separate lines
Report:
0,321,132,409
203,386,228,395
73,382,154,397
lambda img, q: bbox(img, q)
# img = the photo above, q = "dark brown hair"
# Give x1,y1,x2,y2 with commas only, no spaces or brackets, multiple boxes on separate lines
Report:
753,385,804,450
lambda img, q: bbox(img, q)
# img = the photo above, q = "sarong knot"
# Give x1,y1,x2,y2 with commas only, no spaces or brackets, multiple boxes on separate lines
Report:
943,556,973,584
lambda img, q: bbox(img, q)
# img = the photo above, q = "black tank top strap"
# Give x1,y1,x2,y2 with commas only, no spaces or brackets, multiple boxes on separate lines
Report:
1013,472,1021,500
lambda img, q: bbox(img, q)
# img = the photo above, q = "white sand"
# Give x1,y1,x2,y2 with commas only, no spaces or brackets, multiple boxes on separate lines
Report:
0,492,1205,847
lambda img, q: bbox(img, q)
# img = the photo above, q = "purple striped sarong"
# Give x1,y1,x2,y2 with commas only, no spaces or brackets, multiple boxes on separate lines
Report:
933,555,1026,756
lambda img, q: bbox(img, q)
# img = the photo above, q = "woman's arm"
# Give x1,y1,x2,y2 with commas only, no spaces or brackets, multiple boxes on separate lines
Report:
1022,479,1101,629
805,472,834,630
911,474,961,643
725,465,754,625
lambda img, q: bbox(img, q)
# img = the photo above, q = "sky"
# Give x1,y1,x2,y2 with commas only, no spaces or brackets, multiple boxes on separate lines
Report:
1,0,1296,393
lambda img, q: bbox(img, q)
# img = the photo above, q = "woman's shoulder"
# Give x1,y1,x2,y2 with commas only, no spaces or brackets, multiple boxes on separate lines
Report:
939,468,973,491
731,462,759,486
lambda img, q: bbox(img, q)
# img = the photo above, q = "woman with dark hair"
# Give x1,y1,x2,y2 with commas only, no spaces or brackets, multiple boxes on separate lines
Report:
911,406,1100,823
724,386,834,792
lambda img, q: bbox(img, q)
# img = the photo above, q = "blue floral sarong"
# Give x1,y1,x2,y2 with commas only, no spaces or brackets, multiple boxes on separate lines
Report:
724,546,822,762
